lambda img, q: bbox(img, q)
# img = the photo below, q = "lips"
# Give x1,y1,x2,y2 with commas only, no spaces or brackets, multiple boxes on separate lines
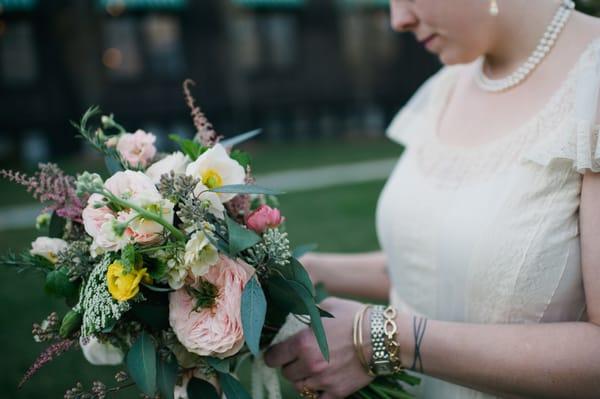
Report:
419,34,437,46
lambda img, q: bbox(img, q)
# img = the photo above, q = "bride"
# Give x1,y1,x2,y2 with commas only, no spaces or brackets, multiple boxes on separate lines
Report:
264,0,600,398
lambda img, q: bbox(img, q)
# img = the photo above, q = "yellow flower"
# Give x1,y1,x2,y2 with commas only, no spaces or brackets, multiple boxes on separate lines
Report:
106,261,151,302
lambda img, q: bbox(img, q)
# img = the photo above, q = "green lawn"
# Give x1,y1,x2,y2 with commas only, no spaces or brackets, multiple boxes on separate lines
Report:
0,179,387,398
0,137,401,208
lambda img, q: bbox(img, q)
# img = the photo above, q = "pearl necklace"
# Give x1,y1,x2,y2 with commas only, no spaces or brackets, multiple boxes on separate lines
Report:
476,0,575,93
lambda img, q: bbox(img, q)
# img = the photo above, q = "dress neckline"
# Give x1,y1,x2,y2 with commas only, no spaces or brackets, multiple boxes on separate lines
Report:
428,35,600,153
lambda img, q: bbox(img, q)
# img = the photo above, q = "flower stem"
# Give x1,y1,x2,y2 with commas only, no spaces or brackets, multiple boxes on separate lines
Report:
102,190,186,242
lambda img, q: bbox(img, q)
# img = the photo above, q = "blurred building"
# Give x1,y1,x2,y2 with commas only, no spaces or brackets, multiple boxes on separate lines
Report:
0,0,443,164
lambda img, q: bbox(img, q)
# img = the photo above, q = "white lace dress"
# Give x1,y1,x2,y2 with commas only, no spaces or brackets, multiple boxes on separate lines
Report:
375,38,600,398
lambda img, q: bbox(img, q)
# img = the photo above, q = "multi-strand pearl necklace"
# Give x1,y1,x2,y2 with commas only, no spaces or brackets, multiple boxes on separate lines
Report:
476,0,575,93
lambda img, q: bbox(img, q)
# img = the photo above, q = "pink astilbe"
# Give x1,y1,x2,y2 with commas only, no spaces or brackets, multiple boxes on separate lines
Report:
183,79,222,147
1,163,87,223
19,337,78,388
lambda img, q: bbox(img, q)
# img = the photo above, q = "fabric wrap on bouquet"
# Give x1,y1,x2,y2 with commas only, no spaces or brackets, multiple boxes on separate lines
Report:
252,315,308,399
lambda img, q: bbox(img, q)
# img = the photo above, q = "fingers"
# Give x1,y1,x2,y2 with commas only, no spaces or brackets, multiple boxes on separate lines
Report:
281,358,312,382
264,335,299,368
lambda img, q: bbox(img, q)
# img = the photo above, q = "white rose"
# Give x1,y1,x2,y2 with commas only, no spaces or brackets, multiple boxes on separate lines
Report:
146,151,191,185
185,144,246,203
184,231,219,278
80,335,124,366
30,237,68,264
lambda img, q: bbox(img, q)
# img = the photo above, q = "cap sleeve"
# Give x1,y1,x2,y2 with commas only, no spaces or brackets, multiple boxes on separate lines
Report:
386,66,455,147
524,46,600,174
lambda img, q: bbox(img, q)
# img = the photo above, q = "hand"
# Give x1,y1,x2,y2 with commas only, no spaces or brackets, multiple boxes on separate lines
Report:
299,252,320,284
264,297,374,399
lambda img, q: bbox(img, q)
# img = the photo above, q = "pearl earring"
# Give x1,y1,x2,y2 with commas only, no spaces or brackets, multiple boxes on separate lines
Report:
489,0,499,16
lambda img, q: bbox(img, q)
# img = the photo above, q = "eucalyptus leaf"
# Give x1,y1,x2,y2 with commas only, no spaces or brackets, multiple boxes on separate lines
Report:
210,184,284,195
286,280,330,361
140,283,174,293
225,215,261,255
219,372,252,399
187,378,219,399
241,276,267,355
277,258,315,296
206,357,231,373
157,356,178,399
105,154,124,175
292,243,318,259
220,128,262,148
126,332,157,396
266,276,307,315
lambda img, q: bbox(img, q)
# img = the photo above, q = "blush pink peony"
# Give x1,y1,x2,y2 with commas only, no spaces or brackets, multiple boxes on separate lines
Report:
168,255,253,359
245,205,284,234
116,130,157,169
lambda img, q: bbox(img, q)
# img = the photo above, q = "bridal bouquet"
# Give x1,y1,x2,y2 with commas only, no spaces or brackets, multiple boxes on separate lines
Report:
0,81,331,398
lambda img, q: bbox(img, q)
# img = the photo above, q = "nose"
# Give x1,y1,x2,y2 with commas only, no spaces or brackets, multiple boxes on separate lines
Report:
389,0,418,32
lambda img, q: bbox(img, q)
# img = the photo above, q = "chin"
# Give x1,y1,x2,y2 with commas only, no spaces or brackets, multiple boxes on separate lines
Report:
438,47,481,66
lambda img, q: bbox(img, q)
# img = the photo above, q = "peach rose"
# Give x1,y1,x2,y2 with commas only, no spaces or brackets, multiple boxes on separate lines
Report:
116,130,157,169
169,256,253,359
245,205,284,234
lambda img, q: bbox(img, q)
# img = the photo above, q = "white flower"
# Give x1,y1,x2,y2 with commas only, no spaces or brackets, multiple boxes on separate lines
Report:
185,144,246,203
30,237,68,264
184,231,219,278
146,151,191,185
167,263,188,290
80,335,124,366
194,183,225,220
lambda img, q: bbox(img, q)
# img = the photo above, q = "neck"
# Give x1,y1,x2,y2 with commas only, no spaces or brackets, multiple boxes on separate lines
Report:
484,0,564,77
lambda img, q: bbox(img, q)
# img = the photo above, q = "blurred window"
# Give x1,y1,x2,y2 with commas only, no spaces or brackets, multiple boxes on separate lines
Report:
142,14,184,78
261,13,297,69
102,17,143,79
0,21,38,86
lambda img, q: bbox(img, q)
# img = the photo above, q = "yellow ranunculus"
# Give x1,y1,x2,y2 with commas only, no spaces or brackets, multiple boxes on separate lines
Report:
106,261,150,302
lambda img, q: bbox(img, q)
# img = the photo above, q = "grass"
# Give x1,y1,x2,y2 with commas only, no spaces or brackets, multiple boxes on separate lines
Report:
0,179,387,398
0,137,402,208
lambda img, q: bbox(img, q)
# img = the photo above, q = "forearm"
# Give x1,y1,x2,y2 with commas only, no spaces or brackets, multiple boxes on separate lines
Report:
302,251,390,301
393,315,600,398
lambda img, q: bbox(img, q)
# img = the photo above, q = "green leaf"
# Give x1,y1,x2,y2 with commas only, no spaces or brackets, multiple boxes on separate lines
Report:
220,128,262,148
49,212,66,239
266,276,307,315
187,378,219,399
241,276,267,355
126,332,157,396
144,256,169,281
318,306,334,318
157,356,178,399
169,134,208,161
229,149,252,169
225,215,261,256
292,243,318,259
315,282,330,304
219,373,252,399
44,267,79,301
276,258,315,296
287,279,330,361
206,357,231,373
105,155,124,175
59,310,82,338
211,184,284,195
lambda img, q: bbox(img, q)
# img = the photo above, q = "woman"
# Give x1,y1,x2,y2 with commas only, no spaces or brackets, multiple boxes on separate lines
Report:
264,0,600,398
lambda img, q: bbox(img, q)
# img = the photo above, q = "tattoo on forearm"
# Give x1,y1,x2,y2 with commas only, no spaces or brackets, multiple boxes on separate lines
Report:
410,316,428,373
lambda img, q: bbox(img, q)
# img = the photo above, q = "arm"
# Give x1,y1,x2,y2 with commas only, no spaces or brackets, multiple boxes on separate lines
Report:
266,172,600,399
302,251,390,301
381,171,600,398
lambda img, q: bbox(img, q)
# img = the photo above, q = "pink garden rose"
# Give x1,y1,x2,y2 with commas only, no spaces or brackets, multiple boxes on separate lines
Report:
245,205,284,234
116,130,157,169
169,255,253,359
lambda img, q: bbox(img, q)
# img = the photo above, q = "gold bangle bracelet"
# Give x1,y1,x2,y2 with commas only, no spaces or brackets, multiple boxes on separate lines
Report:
353,304,373,375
